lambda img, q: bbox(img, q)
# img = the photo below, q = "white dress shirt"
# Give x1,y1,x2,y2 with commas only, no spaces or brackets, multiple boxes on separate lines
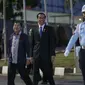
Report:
11,32,21,64
38,24,45,32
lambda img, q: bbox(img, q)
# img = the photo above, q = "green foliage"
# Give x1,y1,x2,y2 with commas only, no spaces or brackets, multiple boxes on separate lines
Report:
64,0,85,9
16,0,23,10
16,0,40,10
64,0,77,9
0,52,75,68
0,1,3,12
0,0,13,20
26,0,39,8
0,0,40,20
6,2,13,20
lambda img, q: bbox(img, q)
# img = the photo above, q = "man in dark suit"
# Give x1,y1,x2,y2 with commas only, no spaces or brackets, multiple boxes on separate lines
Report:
29,12,56,85
7,22,33,85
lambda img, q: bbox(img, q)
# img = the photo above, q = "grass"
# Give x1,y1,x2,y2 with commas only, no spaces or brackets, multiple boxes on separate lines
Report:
0,59,8,66
53,51,76,68
0,52,76,68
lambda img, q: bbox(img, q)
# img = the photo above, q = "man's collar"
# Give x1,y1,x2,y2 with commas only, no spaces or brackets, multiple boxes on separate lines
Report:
14,31,22,35
38,24,45,28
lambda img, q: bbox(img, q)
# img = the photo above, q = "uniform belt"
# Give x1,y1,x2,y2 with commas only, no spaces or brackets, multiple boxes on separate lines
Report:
81,46,85,49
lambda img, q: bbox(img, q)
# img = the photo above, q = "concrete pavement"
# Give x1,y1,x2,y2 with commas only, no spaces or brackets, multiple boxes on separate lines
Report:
0,74,84,85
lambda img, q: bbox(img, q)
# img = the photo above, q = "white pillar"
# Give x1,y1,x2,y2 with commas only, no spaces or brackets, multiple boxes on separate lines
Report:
44,0,48,25
70,0,78,73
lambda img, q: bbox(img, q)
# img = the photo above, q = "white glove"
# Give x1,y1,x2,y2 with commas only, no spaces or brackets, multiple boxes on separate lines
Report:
64,50,69,57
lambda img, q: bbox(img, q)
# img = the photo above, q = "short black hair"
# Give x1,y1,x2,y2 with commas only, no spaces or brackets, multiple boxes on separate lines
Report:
37,12,46,18
14,21,19,23
13,21,20,25
13,21,22,27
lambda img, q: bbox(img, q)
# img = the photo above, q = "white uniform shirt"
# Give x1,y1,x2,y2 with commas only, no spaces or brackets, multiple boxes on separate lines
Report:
65,21,85,52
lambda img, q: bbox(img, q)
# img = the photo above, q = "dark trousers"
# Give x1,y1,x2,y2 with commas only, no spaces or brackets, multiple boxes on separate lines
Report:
42,73,48,82
41,61,54,82
79,49,85,85
33,57,55,85
26,64,33,74
7,63,33,85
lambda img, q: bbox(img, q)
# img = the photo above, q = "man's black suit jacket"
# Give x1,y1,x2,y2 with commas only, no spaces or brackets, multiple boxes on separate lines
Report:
29,25,56,60
8,32,30,65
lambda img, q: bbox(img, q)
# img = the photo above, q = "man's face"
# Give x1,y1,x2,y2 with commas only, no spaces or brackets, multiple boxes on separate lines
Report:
13,23,21,34
82,12,85,21
37,14,46,25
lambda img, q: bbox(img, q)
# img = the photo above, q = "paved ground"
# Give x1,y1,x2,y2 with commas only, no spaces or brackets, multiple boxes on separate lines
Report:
0,74,84,85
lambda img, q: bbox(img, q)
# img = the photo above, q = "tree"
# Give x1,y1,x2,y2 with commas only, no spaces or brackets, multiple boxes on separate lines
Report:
6,0,14,20
0,0,41,20
16,0,41,10
64,0,76,9
26,0,41,9
0,0,14,20
0,0,3,12
64,0,85,9
16,0,23,10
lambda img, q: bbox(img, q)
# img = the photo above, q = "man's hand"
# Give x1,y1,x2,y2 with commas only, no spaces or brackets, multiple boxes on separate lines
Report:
64,50,69,57
29,57,33,63
26,59,31,65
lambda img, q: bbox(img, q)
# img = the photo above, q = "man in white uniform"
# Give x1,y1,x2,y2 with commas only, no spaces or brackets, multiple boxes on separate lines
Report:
64,5,85,85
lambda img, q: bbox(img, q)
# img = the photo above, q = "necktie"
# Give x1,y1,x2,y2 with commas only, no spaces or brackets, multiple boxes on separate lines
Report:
40,27,42,37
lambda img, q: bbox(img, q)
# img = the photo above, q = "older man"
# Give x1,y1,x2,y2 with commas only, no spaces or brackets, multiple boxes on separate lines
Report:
7,22,32,85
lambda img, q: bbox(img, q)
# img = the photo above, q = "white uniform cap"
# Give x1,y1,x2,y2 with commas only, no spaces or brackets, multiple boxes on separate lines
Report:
82,5,85,12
